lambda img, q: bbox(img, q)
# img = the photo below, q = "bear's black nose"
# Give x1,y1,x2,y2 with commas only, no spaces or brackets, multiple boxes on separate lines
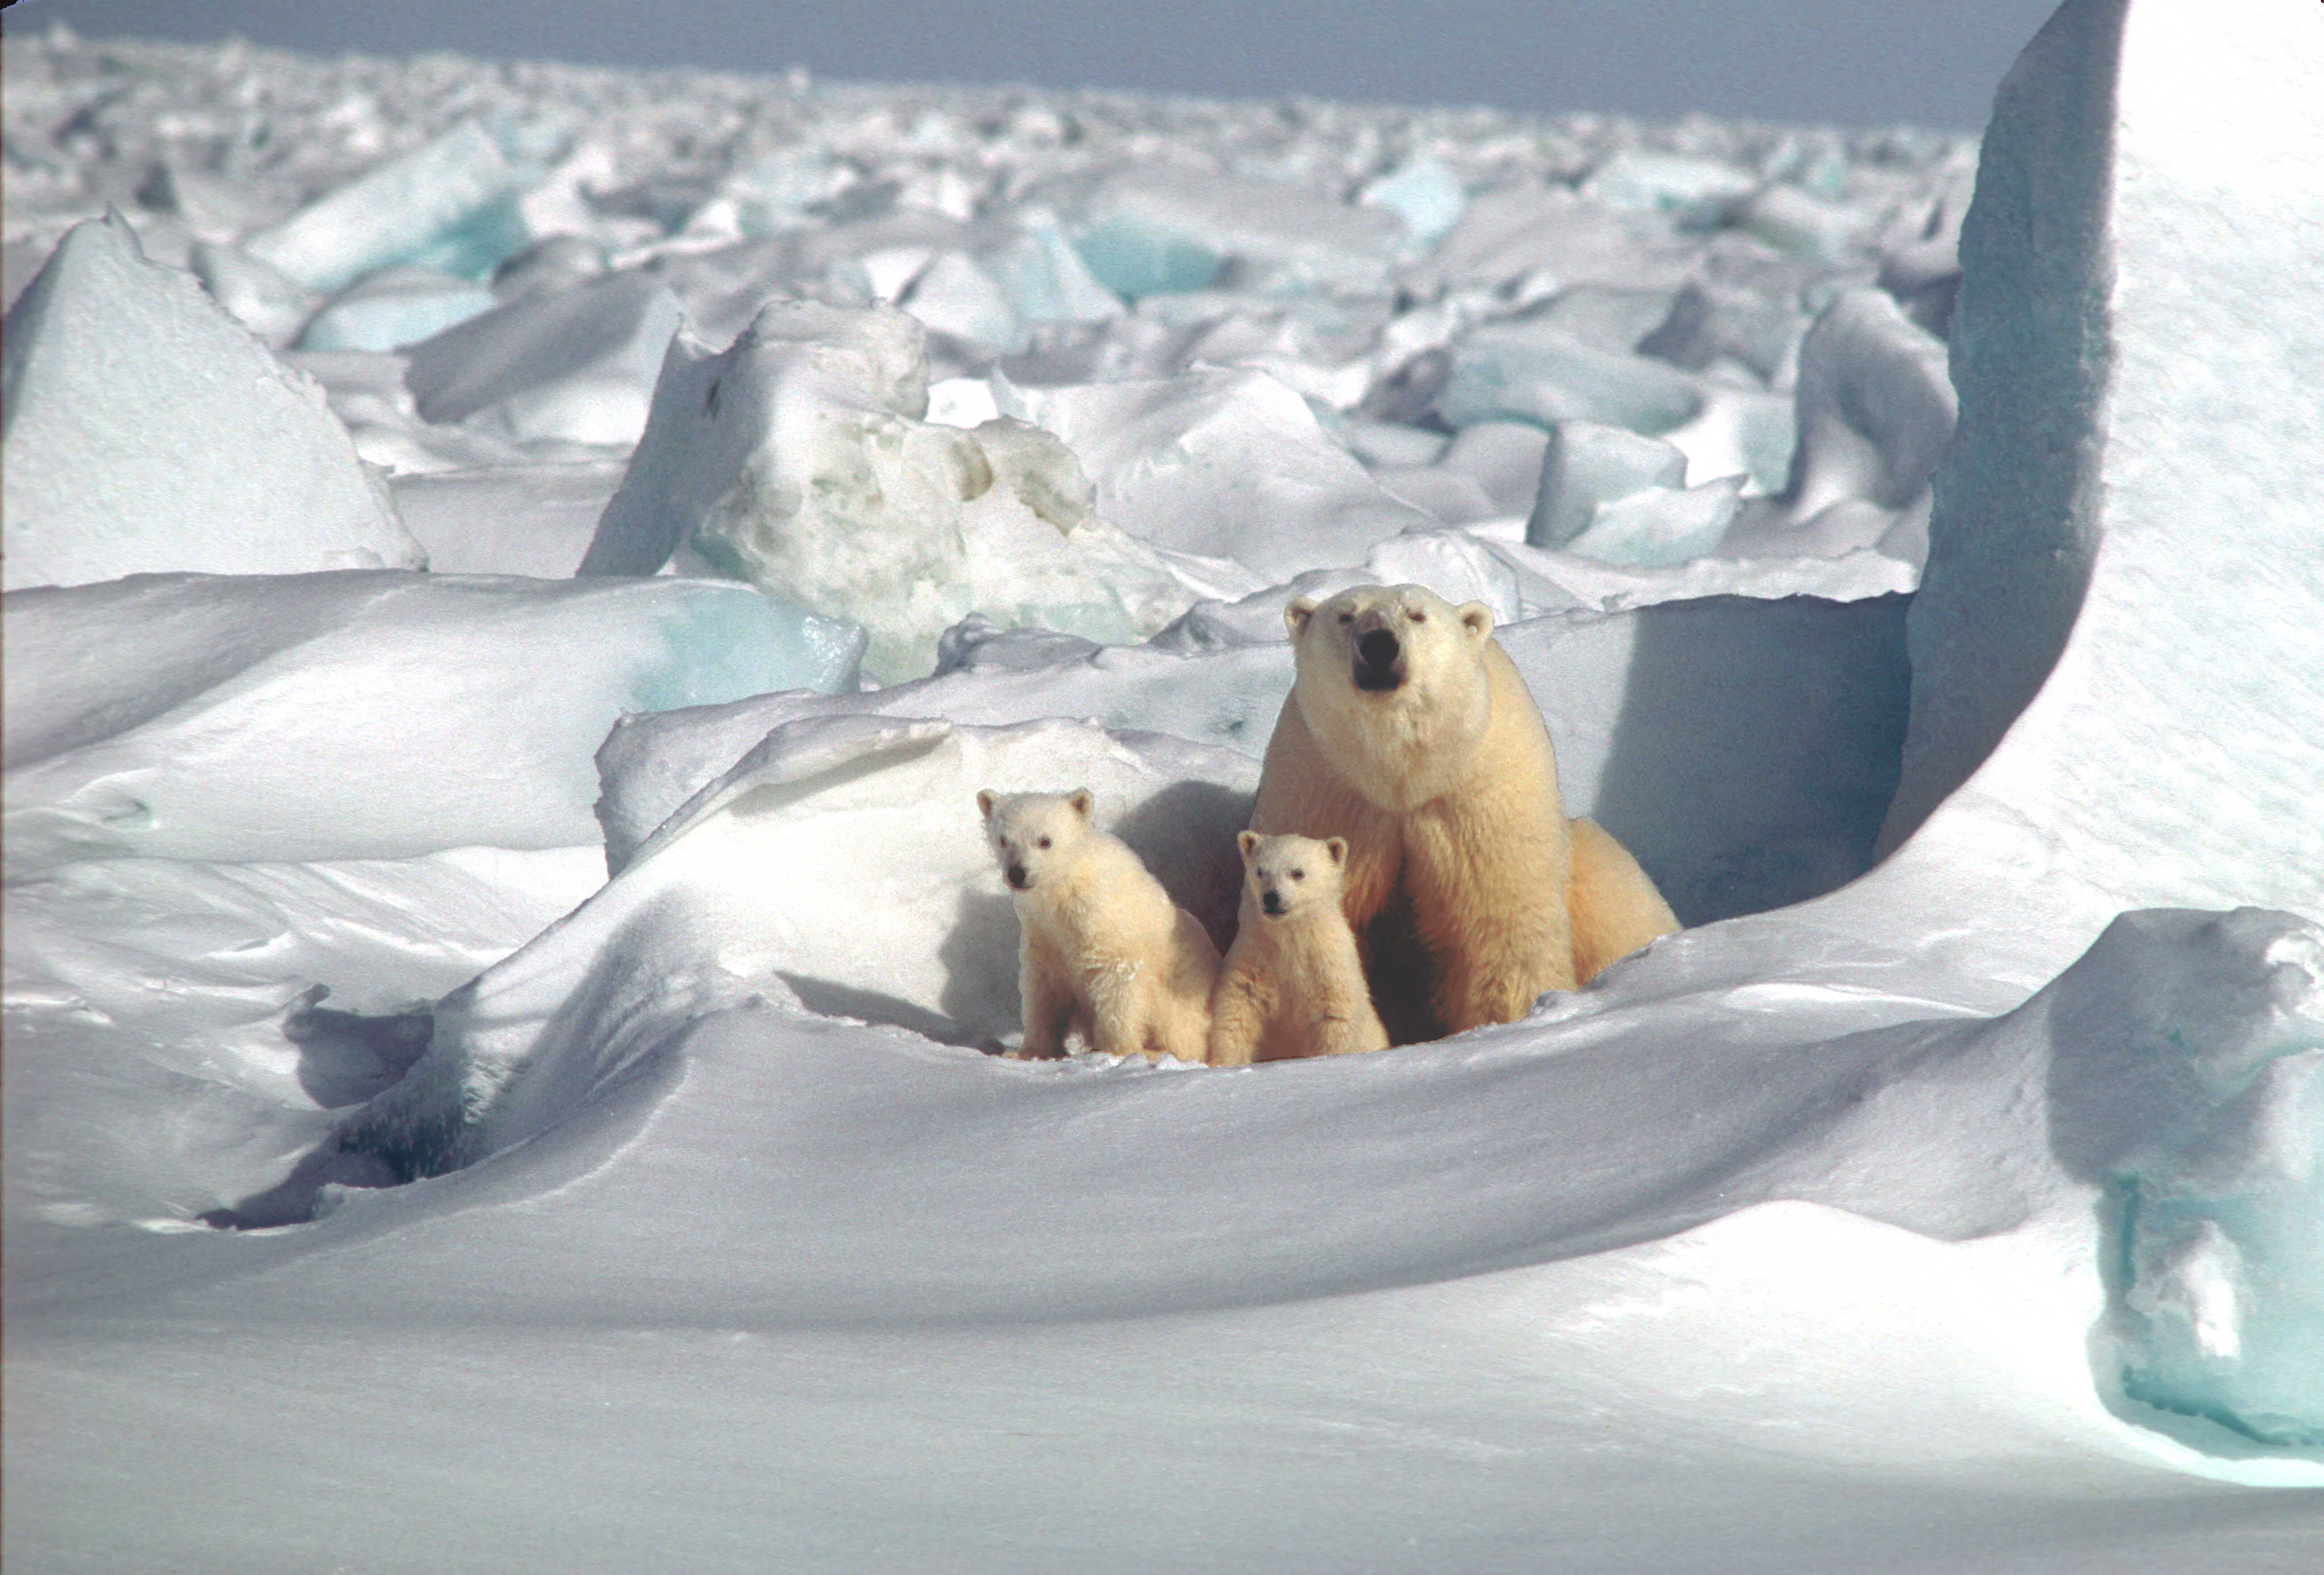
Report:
1262,890,1286,916
1006,863,1030,890
1358,629,1400,669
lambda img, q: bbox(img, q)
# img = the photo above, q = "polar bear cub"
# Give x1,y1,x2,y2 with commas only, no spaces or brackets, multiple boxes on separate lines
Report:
1208,831,1390,1066
976,788,1221,1064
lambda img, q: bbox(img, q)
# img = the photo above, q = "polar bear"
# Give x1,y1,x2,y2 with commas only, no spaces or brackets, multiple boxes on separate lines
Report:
1208,832,1389,1066
1248,583,1678,1039
977,788,1221,1063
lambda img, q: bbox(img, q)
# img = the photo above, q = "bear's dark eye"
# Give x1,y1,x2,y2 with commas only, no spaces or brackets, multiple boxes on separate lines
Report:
1338,612,1353,624
1036,836,1052,849
1291,869,1305,880
1409,610,1426,623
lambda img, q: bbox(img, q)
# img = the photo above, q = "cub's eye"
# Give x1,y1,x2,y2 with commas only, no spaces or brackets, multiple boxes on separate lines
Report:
1036,836,1052,849
1338,612,1353,624
1408,610,1426,623
1290,869,1305,880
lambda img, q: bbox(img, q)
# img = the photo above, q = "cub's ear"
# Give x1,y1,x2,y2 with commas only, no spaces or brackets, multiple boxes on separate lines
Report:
1457,601,1493,641
1324,837,1347,867
975,788,997,819
1066,788,1094,819
1284,596,1319,638
1237,829,1262,860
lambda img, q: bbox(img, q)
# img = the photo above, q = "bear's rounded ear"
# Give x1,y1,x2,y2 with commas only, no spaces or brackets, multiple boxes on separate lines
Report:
1066,788,1094,819
1284,596,1318,638
1324,837,1347,867
1237,829,1261,860
976,788,997,819
1457,601,1493,641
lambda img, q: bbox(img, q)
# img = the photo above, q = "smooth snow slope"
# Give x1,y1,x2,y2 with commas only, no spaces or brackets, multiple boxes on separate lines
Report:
4,2,2323,1571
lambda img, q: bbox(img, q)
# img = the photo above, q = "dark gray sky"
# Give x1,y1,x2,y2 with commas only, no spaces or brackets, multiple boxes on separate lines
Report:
11,0,2059,131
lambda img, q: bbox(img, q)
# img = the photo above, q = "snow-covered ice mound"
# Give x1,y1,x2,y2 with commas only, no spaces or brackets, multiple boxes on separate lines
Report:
2,571,864,873
0,214,424,588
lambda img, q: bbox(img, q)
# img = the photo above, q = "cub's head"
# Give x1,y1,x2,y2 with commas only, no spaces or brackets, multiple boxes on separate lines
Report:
1284,583,1492,700
1235,830,1347,921
976,788,1094,893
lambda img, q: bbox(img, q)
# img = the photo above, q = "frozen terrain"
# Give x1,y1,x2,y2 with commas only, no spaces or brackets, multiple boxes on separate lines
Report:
4,3,2322,1571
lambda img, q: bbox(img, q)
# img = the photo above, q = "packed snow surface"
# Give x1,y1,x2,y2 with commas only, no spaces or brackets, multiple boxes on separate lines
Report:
4,3,2322,1571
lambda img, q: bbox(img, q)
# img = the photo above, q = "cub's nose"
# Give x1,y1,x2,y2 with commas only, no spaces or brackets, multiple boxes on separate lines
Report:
1006,863,1030,890
1357,628,1400,669
1261,889,1286,916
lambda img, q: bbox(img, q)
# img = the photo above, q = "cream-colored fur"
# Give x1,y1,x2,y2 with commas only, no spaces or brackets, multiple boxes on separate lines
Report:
1248,584,1678,1039
977,788,1220,1063
1208,832,1389,1066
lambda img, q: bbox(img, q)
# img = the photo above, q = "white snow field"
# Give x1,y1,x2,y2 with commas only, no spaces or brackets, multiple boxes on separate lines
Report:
4,1,2322,1570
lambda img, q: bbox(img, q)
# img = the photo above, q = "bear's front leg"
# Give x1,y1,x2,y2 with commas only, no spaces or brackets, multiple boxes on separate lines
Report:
1205,963,1269,1067
1082,956,1152,1059
1019,936,1074,1059
1404,801,1574,1033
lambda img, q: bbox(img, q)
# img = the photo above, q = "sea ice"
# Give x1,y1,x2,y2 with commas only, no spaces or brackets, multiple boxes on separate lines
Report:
1563,474,1747,568
1359,154,1466,247
1001,367,1435,582
1582,150,1758,226
296,264,500,352
1867,0,2324,950
1440,320,1705,435
387,460,626,577
2046,909,2324,1446
1527,420,1690,549
186,239,319,348
1,571,863,872
242,120,541,294
401,270,684,445
583,300,1194,680
0,214,423,589
1059,165,1401,299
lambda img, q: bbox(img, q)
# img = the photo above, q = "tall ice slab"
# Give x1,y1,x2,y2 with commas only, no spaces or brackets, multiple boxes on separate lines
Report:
1870,0,2324,959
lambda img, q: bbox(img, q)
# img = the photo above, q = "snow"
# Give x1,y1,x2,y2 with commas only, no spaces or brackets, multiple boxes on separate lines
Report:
2,571,863,873
0,214,424,589
4,7,2323,1571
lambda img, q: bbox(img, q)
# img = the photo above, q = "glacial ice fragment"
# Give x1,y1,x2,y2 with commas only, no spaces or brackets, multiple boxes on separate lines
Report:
0,214,423,589
1527,421,1690,549
296,265,500,353
1564,475,1747,569
582,301,1195,680
402,271,684,446
1359,155,1465,247
242,121,541,294
1440,323,1704,435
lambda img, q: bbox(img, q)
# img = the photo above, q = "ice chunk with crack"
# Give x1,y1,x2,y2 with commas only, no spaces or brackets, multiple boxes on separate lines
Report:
1527,421,1689,549
1637,277,1806,385
1440,323,1703,435
1,571,863,873
401,272,683,446
243,121,540,294
0,214,422,589
1565,475,1747,569
1360,155,1465,247
582,302,1194,680
2046,909,2324,1446
297,265,499,353
1002,368,1435,582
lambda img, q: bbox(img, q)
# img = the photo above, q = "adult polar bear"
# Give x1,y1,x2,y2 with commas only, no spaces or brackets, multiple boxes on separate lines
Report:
1249,584,1678,1040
